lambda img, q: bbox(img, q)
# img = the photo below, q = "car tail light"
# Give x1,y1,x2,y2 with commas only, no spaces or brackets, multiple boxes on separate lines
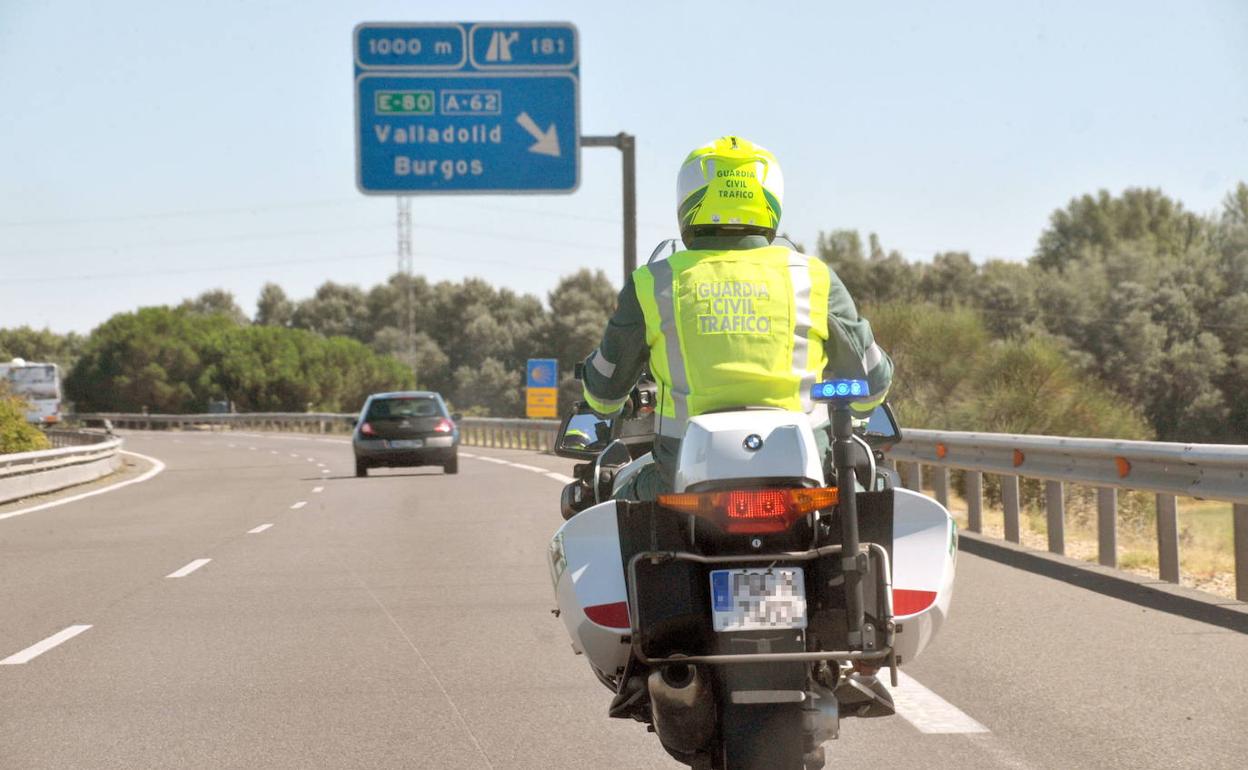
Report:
434,418,454,433
360,421,376,436
657,487,839,534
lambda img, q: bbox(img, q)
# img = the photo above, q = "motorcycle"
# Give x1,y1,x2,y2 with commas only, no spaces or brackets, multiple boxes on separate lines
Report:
547,376,957,769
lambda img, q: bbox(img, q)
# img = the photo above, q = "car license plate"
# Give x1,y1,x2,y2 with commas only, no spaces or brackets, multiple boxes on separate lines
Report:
710,568,807,632
388,439,424,448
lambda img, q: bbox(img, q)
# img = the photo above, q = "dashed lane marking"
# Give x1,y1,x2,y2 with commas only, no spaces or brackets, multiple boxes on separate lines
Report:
0,450,166,522
0,625,93,665
320,468,330,474
508,463,547,472
312,486,324,493
166,559,211,578
888,670,989,734
290,501,307,510
248,523,274,534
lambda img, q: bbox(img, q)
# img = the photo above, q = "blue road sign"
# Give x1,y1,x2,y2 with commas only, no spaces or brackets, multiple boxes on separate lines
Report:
526,358,558,388
354,22,580,195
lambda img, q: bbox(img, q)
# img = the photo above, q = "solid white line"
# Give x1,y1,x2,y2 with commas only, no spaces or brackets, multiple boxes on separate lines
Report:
478,457,508,465
509,463,547,472
459,451,476,458
0,625,93,665
545,472,577,483
290,501,307,510
166,558,211,578
248,523,274,534
0,450,167,522
888,670,989,734
312,486,324,493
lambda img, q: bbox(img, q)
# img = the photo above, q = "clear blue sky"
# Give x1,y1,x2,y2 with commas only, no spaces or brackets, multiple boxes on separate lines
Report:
2,0,1245,333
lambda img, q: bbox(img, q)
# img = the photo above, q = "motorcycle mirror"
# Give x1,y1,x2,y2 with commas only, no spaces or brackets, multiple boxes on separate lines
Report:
863,403,903,451
554,402,615,460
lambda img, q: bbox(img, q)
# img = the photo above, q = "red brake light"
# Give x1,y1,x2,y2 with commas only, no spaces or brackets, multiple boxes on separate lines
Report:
360,421,376,436
434,418,454,433
658,487,839,534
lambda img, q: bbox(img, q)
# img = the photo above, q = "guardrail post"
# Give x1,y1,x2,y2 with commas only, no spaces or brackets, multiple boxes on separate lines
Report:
932,467,949,508
966,471,983,533
1156,494,1180,583
899,462,922,492
1097,487,1118,568
1045,480,1065,555
1001,474,1021,543
1235,504,1248,602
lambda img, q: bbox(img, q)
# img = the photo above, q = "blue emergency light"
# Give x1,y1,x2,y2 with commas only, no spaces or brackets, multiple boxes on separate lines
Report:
811,379,870,402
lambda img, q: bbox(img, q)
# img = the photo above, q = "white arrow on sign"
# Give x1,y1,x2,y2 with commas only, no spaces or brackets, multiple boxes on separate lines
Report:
516,112,561,157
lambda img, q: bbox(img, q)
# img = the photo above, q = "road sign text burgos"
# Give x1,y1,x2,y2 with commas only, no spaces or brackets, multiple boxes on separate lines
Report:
354,22,580,194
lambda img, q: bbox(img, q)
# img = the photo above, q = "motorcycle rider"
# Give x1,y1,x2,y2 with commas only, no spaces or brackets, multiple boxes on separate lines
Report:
581,135,893,501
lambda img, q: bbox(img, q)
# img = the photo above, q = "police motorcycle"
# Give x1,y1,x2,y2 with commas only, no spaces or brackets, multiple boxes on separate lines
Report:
548,373,958,769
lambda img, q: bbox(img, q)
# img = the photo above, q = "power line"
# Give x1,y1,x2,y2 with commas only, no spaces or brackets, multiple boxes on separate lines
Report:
0,222,393,258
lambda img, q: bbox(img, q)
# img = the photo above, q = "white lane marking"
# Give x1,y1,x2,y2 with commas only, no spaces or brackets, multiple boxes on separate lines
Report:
459,452,476,458
306,457,316,463
888,670,989,734
320,468,330,474
269,450,279,455
509,463,547,472
0,450,166,522
545,472,576,483
289,453,300,458
312,486,324,494
290,501,307,510
248,446,257,451
478,457,508,465
0,625,93,665
166,558,211,578
227,443,236,448
248,523,274,534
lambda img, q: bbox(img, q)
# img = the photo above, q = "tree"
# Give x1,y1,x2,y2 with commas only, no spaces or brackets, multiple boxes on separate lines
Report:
290,282,369,339
255,283,294,327
179,289,249,324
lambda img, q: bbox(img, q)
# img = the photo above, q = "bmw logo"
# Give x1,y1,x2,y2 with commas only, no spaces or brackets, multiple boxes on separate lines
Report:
743,434,764,452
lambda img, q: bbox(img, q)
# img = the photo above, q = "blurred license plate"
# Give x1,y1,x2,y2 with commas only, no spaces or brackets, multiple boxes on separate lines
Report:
710,568,807,632
388,439,424,448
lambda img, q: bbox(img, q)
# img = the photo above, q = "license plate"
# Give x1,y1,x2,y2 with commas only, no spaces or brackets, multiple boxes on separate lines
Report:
388,439,424,448
710,568,807,632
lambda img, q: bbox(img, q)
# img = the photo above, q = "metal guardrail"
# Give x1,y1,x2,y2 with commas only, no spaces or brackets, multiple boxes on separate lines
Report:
73,413,562,452
0,430,123,506
886,429,1248,601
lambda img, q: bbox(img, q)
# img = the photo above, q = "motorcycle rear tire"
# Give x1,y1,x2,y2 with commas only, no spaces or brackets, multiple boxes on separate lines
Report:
718,703,805,770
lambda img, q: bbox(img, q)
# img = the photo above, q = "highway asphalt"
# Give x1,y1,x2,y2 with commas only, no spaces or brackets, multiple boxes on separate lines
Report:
1,430,1245,769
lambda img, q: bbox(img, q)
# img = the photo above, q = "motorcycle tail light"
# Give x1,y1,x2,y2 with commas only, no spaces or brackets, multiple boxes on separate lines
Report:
434,418,454,433
658,487,839,534
360,421,376,436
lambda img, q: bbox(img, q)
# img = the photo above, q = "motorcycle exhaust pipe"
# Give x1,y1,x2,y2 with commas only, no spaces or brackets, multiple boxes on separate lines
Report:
647,660,716,755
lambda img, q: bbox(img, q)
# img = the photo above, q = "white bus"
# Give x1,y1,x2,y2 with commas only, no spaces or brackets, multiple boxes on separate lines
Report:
0,358,62,424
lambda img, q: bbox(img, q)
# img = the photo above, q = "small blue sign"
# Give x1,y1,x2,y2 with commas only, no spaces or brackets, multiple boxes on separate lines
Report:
527,358,558,388
354,22,580,195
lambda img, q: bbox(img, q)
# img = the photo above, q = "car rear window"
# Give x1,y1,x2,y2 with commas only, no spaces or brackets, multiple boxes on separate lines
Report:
366,397,442,420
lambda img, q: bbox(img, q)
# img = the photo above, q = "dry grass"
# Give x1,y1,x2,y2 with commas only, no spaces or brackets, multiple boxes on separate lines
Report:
931,482,1238,599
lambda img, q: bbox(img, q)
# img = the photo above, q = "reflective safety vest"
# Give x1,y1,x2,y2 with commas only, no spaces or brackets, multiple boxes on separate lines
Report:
632,245,832,438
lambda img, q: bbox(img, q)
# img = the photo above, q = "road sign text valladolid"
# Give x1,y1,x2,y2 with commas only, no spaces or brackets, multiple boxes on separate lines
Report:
354,22,580,194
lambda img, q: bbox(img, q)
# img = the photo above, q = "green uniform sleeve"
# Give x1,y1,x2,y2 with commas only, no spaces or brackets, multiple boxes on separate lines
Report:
824,271,894,416
582,274,649,416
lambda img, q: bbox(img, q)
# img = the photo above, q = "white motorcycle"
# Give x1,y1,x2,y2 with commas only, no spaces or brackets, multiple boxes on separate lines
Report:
548,376,957,769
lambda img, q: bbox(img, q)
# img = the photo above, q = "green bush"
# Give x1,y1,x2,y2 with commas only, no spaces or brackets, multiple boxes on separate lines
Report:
0,391,50,453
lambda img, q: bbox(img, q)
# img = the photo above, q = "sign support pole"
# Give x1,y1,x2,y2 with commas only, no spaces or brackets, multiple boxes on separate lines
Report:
581,133,637,281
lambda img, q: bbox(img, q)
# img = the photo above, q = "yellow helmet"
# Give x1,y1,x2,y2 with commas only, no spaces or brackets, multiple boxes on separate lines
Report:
676,136,784,244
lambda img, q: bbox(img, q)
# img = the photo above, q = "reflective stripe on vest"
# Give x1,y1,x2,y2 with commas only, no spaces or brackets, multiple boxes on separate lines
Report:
634,246,831,438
